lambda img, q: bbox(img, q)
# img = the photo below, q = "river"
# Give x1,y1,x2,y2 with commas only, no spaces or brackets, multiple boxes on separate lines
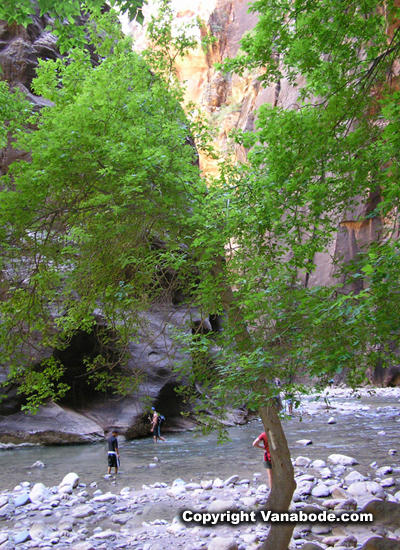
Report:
1,389,399,496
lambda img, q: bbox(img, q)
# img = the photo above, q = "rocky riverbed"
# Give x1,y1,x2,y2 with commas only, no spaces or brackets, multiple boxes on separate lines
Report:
1,452,400,550
1,387,400,550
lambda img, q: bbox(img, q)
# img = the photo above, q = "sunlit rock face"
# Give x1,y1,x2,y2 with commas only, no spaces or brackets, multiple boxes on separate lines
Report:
128,1,400,388
130,0,382,287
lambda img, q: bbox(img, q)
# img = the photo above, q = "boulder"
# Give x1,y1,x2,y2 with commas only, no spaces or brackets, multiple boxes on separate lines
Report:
347,482,385,500
29,483,51,502
362,537,400,550
71,505,96,518
59,472,79,489
300,544,325,550
208,537,238,550
328,454,358,466
376,466,393,477
311,460,327,468
344,471,367,484
295,456,312,467
362,500,400,528
311,484,331,498
14,493,30,507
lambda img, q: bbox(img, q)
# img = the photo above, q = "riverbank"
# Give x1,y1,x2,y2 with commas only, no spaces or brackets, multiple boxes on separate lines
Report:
1,450,400,550
1,387,399,549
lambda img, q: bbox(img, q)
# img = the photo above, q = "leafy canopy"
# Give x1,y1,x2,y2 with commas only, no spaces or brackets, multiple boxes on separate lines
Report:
0,9,206,410
1,0,147,52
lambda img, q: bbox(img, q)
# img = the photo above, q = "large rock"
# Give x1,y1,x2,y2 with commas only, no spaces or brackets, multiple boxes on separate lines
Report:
29,483,51,502
208,537,238,550
347,482,386,500
362,538,400,550
328,454,358,466
362,500,400,528
59,472,79,489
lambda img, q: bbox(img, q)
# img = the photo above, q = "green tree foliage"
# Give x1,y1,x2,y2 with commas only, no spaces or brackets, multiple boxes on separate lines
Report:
190,0,400,398
1,0,147,52
0,11,204,410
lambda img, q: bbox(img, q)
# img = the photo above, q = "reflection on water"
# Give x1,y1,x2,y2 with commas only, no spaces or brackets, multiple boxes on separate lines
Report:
1,395,399,495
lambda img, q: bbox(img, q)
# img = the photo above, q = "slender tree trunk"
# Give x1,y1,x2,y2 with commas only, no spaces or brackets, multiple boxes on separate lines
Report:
212,258,297,550
258,404,296,550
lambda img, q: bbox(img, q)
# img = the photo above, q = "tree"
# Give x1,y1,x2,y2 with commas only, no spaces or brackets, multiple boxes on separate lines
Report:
0,0,147,52
175,1,400,548
0,9,205,410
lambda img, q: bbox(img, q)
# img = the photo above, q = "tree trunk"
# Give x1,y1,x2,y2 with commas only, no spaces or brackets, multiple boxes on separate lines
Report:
211,258,297,550
258,404,296,550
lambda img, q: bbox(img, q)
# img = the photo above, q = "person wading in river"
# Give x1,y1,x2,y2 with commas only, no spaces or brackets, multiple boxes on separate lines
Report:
107,429,120,474
150,407,166,442
253,432,273,488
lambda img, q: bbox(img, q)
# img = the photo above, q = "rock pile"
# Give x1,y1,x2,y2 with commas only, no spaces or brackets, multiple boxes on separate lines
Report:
1,448,400,550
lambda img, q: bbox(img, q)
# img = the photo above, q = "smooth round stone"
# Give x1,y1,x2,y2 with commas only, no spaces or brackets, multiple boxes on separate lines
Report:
14,494,31,507
328,454,358,466
14,530,31,544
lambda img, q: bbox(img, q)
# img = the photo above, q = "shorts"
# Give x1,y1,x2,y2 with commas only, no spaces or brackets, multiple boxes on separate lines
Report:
263,458,272,470
153,424,161,438
108,453,118,468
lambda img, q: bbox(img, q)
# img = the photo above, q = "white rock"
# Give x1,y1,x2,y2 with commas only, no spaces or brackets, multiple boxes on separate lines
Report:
295,456,311,467
389,449,397,455
319,467,333,479
31,461,45,468
328,454,358,466
207,536,238,550
59,485,72,495
93,492,117,502
201,480,213,490
72,505,96,518
311,460,326,468
381,477,395,487
344,471,367,484
224,475,239,486
311,484,331,498
208,499,237,513
296,439,313,446
295,480,315,496
213,478,224,488
59,473,79,489
166,486,186,498
172,478,186,487
185,483,201,491
69,543,95,550
92,529,117,539
241,497,259,507
241,534,258,544
29,483,51,502
394,491,400,502
327,417,336,424
166,523,186,535
347,481,385,500
29,523,50,539
376,466,392,476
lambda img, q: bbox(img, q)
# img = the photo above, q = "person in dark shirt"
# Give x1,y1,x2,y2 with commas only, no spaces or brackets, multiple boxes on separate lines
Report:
107,430,120,474
253,432,273,488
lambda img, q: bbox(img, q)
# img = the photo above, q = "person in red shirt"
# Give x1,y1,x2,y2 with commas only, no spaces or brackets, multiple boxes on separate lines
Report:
253,432,273,488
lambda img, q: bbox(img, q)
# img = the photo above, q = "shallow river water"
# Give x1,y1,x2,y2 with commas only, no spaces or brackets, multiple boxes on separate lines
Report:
1,390,399,498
